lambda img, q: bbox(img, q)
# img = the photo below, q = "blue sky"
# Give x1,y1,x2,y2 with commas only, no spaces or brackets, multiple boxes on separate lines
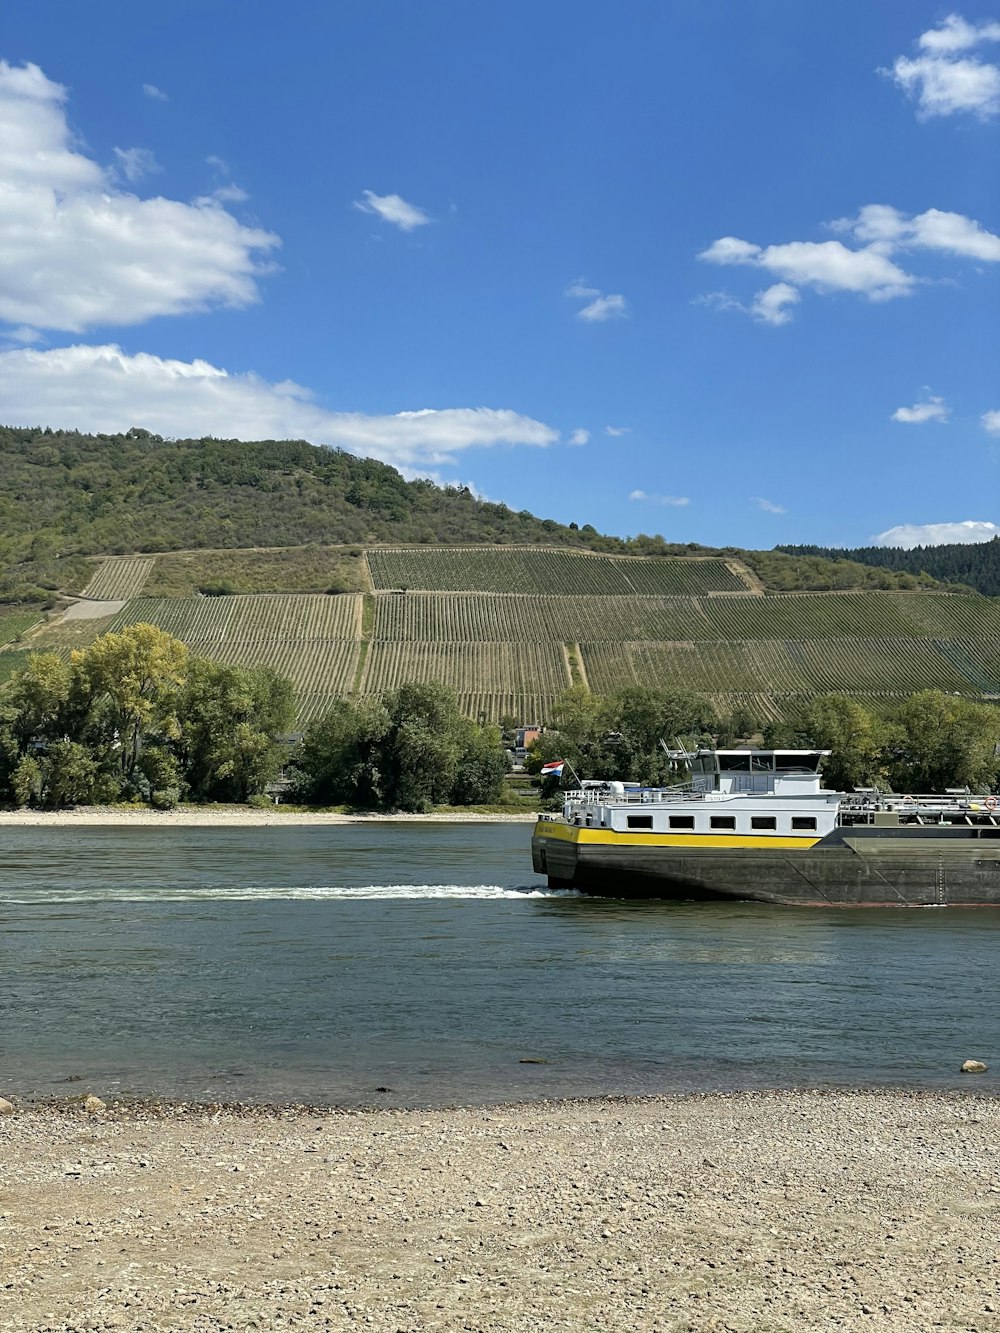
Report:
0,1,998,550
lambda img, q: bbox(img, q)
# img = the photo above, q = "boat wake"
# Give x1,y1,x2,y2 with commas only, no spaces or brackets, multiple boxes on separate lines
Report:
1,883,580,904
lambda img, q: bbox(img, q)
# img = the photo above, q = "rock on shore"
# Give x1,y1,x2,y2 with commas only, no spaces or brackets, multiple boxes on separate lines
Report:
1,1089,998,1332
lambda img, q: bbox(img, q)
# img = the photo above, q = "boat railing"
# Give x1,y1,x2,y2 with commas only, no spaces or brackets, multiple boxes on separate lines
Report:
838,790,999,825
563,785,695,806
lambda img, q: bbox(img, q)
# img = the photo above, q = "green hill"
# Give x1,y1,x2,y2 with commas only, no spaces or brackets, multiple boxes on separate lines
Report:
779,539,1000,597
0,426,940,603
1,427,997,726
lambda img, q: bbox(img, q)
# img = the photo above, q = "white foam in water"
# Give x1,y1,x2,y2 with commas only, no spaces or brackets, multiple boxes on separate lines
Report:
3,883,581,903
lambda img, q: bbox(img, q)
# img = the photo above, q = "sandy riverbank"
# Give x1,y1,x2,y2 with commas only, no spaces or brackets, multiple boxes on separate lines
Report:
1,1089,997,1332
0,807,538,827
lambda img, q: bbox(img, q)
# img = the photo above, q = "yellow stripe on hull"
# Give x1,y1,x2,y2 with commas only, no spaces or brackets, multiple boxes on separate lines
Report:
533,822,821,852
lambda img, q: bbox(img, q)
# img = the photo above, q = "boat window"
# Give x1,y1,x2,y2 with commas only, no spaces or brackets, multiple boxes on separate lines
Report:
979,829,1000,838
791,816,818,831
669,815,695,830
710,815,736,830
751,816,777,831
776,752,821,773
718,755,752,772
627,815,653,830
751,755,773,773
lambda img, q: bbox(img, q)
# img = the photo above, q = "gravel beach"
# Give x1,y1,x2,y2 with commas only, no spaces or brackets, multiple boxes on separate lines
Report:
0,809,536,827
2,1089,997,1332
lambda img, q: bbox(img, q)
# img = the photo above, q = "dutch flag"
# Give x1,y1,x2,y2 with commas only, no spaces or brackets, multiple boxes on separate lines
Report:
540,759,566,777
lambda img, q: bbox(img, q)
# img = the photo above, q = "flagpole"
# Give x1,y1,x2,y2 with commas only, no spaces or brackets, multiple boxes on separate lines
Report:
562,758,583,789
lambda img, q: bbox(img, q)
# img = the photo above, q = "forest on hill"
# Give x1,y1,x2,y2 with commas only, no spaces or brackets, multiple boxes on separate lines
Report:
779,538,1000,598
0,426,944,605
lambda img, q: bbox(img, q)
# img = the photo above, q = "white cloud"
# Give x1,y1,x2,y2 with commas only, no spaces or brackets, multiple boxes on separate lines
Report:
566,280,629,322
872,519,1000,548
752,497,786,514
698,237,762,265
113,146,161,183
699,234,913,302
565,279,601,299
568,428,589,446
982,410,1000,434
577,293,628,322
892,395,950,424
694,284,800,326
0,60,279,334
837,204,1000,262
750,283,801,325
919,14,1000,54
699,202,1000,321
142,83,168,102
605,425,629,436
4,325,43,345
0,343,561,471
629,489,689,506
354,190,430,232
886,16,1000,118
212,183,249,204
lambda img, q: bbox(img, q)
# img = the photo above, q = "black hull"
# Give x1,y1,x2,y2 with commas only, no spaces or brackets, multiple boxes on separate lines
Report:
532,825,1000,906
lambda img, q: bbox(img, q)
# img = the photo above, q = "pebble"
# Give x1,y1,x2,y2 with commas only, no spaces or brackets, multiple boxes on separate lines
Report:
0,1088,997,1333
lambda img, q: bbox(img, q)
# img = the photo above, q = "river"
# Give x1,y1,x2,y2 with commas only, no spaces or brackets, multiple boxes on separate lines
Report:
0,821,997,1105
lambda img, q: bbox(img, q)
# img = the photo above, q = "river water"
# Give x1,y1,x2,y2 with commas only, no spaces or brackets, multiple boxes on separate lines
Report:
1,822,997,1106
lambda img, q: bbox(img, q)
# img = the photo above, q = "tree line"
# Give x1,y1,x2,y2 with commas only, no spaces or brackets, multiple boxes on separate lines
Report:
526,686,1000,795
0,625,294,808
3,629,998,808
778,538,1000,597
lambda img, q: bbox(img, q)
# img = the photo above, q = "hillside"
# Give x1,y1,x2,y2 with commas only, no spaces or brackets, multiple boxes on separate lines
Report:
779,539,1000,597
0,426,942,604
1,427,996,727
3,545,999,729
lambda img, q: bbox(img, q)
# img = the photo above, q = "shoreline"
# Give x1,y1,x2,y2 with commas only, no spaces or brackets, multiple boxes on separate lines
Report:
5,1081,997,1118
4,1086,998,1331
0,806,539,826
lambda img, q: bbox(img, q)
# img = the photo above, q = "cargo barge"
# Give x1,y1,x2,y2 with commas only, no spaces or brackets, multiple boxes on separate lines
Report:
530,748,1000,906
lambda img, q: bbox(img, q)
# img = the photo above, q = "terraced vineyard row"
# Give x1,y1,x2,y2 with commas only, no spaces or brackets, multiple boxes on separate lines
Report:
371,593,715,642
0,610,42,647
198,639,360,694
81,558,154,600
361,641,570,696
368,548,747,595
581,639,1000,697
370,591,1000,644
109,595,363,641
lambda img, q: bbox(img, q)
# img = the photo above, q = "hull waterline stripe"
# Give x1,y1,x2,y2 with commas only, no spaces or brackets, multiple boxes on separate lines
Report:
533,824,822,851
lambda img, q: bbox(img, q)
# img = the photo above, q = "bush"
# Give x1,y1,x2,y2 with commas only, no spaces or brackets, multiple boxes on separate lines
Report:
150,786,181,810
246,793,274,809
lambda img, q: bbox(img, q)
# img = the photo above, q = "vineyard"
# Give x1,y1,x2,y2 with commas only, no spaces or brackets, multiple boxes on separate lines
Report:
361,640,570,697
80,558,154,600
5,550,1000,726
579,639,999,697
0,610,42,648
367,547,748,595
108,595,363,642
368,590,1000,645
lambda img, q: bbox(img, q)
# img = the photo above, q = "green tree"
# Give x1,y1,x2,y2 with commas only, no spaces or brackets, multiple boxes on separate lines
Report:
178,658,295,802
887,691,1000,792
766,695,895,791
72,624,188,783
41,740,100,807
295,683,507,811
295,696,391,807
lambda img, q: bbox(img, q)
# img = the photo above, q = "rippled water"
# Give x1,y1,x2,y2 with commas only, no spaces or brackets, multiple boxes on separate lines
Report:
1,822,998,1106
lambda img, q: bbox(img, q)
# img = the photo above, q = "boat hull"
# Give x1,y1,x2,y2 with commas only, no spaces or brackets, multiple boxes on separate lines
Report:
531,822,1000,906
